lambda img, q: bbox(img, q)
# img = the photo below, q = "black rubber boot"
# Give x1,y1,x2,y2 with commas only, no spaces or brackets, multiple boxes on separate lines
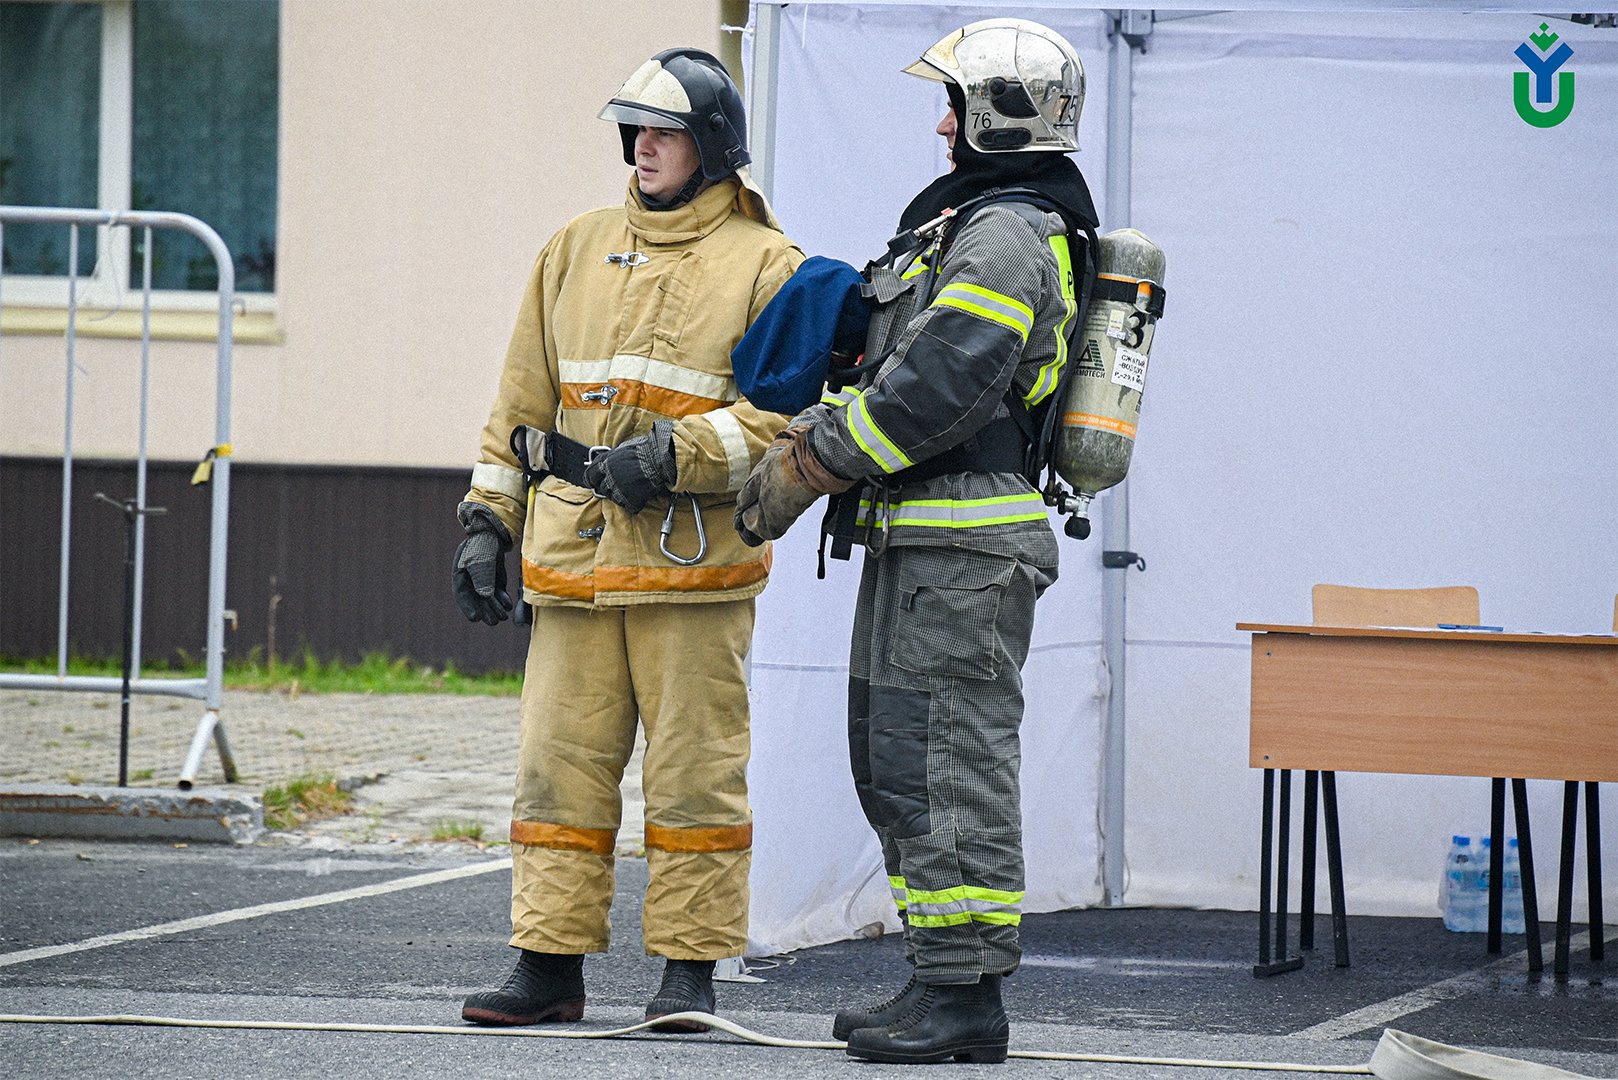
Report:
831,973,927,1040
844,976,1010,1065
461,950,585,1026
644,958,717,1032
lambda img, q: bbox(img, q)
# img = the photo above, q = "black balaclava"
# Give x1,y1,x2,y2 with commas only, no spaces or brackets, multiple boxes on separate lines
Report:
897,84,1099,236
637,167,707,211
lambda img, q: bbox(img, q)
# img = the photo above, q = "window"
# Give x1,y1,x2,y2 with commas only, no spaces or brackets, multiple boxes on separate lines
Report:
0,0,279,308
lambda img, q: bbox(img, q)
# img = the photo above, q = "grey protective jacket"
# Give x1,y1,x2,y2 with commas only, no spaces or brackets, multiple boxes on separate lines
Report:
806,203,1078,562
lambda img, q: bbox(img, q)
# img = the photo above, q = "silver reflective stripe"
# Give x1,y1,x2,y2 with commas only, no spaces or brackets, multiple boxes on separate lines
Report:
559,355,738,404
703,408,754,491
821,387,859,408
471,462,526,501
856,492,1046,529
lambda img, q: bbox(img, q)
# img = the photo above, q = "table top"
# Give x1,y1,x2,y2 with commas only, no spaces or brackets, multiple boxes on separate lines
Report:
1238,623,1618,647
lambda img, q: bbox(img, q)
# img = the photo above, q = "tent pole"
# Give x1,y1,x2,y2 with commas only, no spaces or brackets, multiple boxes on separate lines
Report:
746,1,782,203
1100,8,1150,909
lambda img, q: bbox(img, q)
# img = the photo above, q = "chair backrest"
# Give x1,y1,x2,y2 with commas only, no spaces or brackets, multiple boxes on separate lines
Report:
1311,584,1480,628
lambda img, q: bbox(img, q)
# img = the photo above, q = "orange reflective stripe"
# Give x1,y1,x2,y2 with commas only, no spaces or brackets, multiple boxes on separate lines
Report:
1064,412,1138,439
644,822,753,853
522,561,595,600
595,555,769,596
524,551,771,601
559,381,728,417
510,819,615,855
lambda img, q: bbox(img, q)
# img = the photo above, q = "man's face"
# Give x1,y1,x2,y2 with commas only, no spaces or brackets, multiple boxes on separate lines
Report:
634,126,702,200
936,108,958,170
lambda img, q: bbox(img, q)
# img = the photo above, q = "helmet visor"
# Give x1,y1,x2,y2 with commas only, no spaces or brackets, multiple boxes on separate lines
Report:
598,101,690,133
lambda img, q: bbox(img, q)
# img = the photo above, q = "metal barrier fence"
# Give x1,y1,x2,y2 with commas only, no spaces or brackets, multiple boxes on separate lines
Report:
0,206,238,788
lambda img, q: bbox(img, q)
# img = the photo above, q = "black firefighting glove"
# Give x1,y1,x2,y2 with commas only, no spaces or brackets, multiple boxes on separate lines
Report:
453,501,514,626
583,419,678,516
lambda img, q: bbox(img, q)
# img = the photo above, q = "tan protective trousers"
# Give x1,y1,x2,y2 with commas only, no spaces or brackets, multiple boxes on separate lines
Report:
508,599,754,959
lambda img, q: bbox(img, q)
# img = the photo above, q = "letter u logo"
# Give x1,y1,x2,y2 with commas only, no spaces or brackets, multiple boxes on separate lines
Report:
1515,70,1575,127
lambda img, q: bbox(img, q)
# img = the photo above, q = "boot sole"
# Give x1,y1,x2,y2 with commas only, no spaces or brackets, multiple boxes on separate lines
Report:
462,998,585,1026
846,1038,1010,1065
644,1012,712,1034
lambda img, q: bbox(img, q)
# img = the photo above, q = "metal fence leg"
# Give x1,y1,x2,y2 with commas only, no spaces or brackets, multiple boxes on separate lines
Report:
178,710,236,789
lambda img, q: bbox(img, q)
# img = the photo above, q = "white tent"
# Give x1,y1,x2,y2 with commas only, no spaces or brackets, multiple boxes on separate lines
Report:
741,2,1618,956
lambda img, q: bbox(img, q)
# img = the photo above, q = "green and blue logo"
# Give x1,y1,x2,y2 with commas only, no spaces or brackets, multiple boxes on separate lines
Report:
1514,23,1575,128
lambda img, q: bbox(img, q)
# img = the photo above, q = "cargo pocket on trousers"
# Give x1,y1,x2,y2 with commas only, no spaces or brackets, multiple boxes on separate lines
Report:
890,548,1015,681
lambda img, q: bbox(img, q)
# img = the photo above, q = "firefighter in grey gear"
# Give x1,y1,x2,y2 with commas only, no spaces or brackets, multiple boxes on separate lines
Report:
734,18,1099,1065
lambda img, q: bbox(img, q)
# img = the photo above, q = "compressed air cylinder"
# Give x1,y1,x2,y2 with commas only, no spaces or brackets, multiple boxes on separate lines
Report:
1053,228,1166,538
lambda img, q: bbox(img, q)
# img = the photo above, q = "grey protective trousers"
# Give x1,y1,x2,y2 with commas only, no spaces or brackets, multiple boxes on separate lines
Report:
847,542,1055,982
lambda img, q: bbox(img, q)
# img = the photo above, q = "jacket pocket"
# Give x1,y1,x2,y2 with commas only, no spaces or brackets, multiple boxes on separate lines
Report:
653,252,706,351
889,547,1015,681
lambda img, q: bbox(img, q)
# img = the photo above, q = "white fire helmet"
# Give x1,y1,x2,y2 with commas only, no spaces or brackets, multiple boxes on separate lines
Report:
903,18,1085,153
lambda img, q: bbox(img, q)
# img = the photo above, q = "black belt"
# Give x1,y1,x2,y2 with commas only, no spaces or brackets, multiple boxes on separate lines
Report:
887,412,1033,487
510,426,608,491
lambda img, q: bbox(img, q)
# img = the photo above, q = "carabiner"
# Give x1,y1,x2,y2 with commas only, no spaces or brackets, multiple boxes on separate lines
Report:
659,492,708,566
862,482,893,558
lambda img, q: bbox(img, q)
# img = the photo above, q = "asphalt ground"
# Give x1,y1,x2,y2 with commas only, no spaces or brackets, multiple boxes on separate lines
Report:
2,838,1614,1080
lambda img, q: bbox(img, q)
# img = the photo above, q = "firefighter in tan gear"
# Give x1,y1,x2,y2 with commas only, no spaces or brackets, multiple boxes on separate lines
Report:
453,48,802,1030
736,19,1099,1065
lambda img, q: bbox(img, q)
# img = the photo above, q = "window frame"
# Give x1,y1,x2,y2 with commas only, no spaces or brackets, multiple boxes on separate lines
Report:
2,0,277,318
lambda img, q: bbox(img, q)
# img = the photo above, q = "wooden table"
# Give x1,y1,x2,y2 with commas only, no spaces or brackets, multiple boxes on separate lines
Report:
1239,623,1617,977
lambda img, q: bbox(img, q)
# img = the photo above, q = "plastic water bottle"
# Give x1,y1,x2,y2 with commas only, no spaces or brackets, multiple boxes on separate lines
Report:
1477,836,1494,923
1442,835,1484,932
1502,837,1526,935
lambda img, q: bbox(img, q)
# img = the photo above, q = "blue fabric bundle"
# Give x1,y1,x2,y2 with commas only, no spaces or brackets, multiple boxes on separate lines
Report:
731,255,869,414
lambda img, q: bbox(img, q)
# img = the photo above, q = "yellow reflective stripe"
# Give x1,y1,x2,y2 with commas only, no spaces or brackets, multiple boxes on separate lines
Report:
848,391,913,473
822,387,859,408
905,884,1025,906
907,911,1023,928
889,875,908,910
1026,235,1075,407
857,492,1047,529
933,282,1034,341
901,244,937,280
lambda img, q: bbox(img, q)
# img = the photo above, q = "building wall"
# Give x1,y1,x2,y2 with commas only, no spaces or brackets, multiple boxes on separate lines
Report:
1,1,726,668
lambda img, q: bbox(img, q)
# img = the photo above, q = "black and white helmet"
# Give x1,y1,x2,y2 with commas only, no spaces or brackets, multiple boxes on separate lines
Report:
599,48,750,180
904,18,1085,153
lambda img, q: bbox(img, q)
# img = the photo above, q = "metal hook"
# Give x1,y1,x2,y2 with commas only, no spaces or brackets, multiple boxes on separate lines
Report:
861,482,893,558
659,493,708,566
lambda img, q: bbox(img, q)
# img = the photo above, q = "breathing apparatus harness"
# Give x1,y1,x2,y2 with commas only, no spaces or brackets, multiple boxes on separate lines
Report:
817,187,1100,572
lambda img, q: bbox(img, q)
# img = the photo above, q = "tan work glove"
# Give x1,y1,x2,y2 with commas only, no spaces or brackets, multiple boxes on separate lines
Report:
734,424,855,547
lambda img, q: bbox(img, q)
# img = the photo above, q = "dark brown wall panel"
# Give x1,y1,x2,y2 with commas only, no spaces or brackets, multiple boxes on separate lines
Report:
0,456,529,675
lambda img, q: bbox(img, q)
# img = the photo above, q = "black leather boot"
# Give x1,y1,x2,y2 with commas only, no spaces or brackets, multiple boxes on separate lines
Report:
644,958,718,1032
844,975,1009,1064
831,973,927,1040
461,950,585,1026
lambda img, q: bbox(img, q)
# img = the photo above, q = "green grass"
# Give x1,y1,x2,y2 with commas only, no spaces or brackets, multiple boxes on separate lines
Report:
430,819,487,843
0,649,522,697
262,772,353,831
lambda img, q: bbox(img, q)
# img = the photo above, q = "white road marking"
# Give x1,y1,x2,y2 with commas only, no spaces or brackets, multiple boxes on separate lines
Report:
1293,929,1604,1040
0,858,511,970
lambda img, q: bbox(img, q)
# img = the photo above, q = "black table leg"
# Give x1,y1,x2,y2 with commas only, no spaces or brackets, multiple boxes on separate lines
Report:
1586,782,1604,963
1488,778,1506,954
1301,770,1319,951
1322,770,1350,968
1512,778,1542,974
1555,781,1579,980
1254,767,1303,976
1276,769,1293,960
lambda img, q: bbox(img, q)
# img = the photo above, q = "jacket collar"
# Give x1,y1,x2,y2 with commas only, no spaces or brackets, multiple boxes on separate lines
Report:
625,176,743,245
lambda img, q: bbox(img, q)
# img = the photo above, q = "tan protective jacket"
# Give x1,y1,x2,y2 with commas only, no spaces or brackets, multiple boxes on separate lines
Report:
465,177,803,607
